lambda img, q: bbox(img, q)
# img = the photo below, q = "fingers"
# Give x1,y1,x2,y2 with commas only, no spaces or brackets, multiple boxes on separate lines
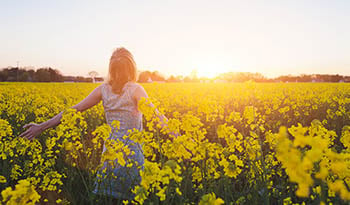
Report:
22,132,32,140
26,133,35,141
23,123,35,129
24,132,35,140
19,129,35,140
19,129,30,138
20,123,37,140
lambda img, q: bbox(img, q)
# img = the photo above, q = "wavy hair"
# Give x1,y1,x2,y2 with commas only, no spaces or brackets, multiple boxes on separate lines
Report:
106,47,137,94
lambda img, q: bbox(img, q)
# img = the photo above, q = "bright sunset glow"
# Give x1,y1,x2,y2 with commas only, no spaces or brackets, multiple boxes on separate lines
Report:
1,0,350,78
2,1,350,204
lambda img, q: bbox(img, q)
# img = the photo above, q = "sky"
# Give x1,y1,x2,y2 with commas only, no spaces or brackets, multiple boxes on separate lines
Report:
0,0,350,78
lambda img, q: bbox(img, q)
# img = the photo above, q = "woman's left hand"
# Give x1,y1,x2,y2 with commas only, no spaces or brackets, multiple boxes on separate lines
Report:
19,123,44,140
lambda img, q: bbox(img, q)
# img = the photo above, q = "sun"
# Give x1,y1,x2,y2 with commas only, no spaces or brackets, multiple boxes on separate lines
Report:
197,68,220,78
195,62,233,79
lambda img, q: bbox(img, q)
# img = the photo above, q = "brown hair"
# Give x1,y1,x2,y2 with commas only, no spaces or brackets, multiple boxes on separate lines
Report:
106,47,137,94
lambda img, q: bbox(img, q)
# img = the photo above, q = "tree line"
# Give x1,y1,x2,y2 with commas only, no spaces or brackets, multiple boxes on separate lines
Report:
0,67,102,82
137,71,350,83
1,67,349,83
0,67,64,82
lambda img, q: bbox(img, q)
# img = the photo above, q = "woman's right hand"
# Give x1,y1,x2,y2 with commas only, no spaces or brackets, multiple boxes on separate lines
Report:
19,123,44,140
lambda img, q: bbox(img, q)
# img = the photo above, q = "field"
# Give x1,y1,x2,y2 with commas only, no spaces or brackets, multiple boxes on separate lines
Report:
1,82,350,205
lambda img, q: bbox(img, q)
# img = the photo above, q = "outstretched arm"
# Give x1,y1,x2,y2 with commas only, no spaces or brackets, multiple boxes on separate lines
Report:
19,85,103,140
133,85,179,137
133,85,168,125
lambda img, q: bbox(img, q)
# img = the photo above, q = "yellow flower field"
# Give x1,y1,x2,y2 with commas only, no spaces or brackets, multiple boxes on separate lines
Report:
1,82,350,204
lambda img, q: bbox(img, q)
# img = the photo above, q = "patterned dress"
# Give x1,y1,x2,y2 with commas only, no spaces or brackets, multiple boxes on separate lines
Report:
92,81,144,200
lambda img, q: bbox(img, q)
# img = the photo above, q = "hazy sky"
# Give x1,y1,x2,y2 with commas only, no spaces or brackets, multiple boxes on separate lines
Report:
1,0,349,78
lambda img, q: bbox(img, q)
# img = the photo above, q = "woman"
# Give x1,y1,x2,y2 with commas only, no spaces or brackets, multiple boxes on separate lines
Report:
19,47,168,203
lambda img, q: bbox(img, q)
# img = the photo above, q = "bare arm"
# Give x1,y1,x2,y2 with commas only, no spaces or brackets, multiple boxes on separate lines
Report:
19,85,103,140
133,85,171,131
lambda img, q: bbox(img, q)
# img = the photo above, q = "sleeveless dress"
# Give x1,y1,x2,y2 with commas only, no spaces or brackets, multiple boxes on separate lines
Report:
92,81,144,200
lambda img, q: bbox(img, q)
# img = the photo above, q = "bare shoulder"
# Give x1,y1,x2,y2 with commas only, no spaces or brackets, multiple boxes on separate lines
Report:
99,82,110,95
100,82,109,89
132,83,148,101
92,83,104,97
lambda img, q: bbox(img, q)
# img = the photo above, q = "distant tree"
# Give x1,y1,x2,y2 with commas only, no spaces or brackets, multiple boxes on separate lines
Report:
138,71,152,83
33,67,63,82
183,76,192,82
35,68,51,82
27,69,35,82
176,75,184,81
166,75,182,82
6,67,19,81
76,76,90,82
331,74,343,82
88,71,99,83
151,71,165,81
138,71,165,83
48,67,63,82
0,69,9,81
299,74,312,82
18,72,29,81
215,72,268,82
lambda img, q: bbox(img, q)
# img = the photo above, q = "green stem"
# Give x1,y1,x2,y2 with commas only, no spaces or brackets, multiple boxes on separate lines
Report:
75,154,93,205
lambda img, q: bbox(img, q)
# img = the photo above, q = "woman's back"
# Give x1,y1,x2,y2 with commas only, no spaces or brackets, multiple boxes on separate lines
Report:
101,81,143,136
